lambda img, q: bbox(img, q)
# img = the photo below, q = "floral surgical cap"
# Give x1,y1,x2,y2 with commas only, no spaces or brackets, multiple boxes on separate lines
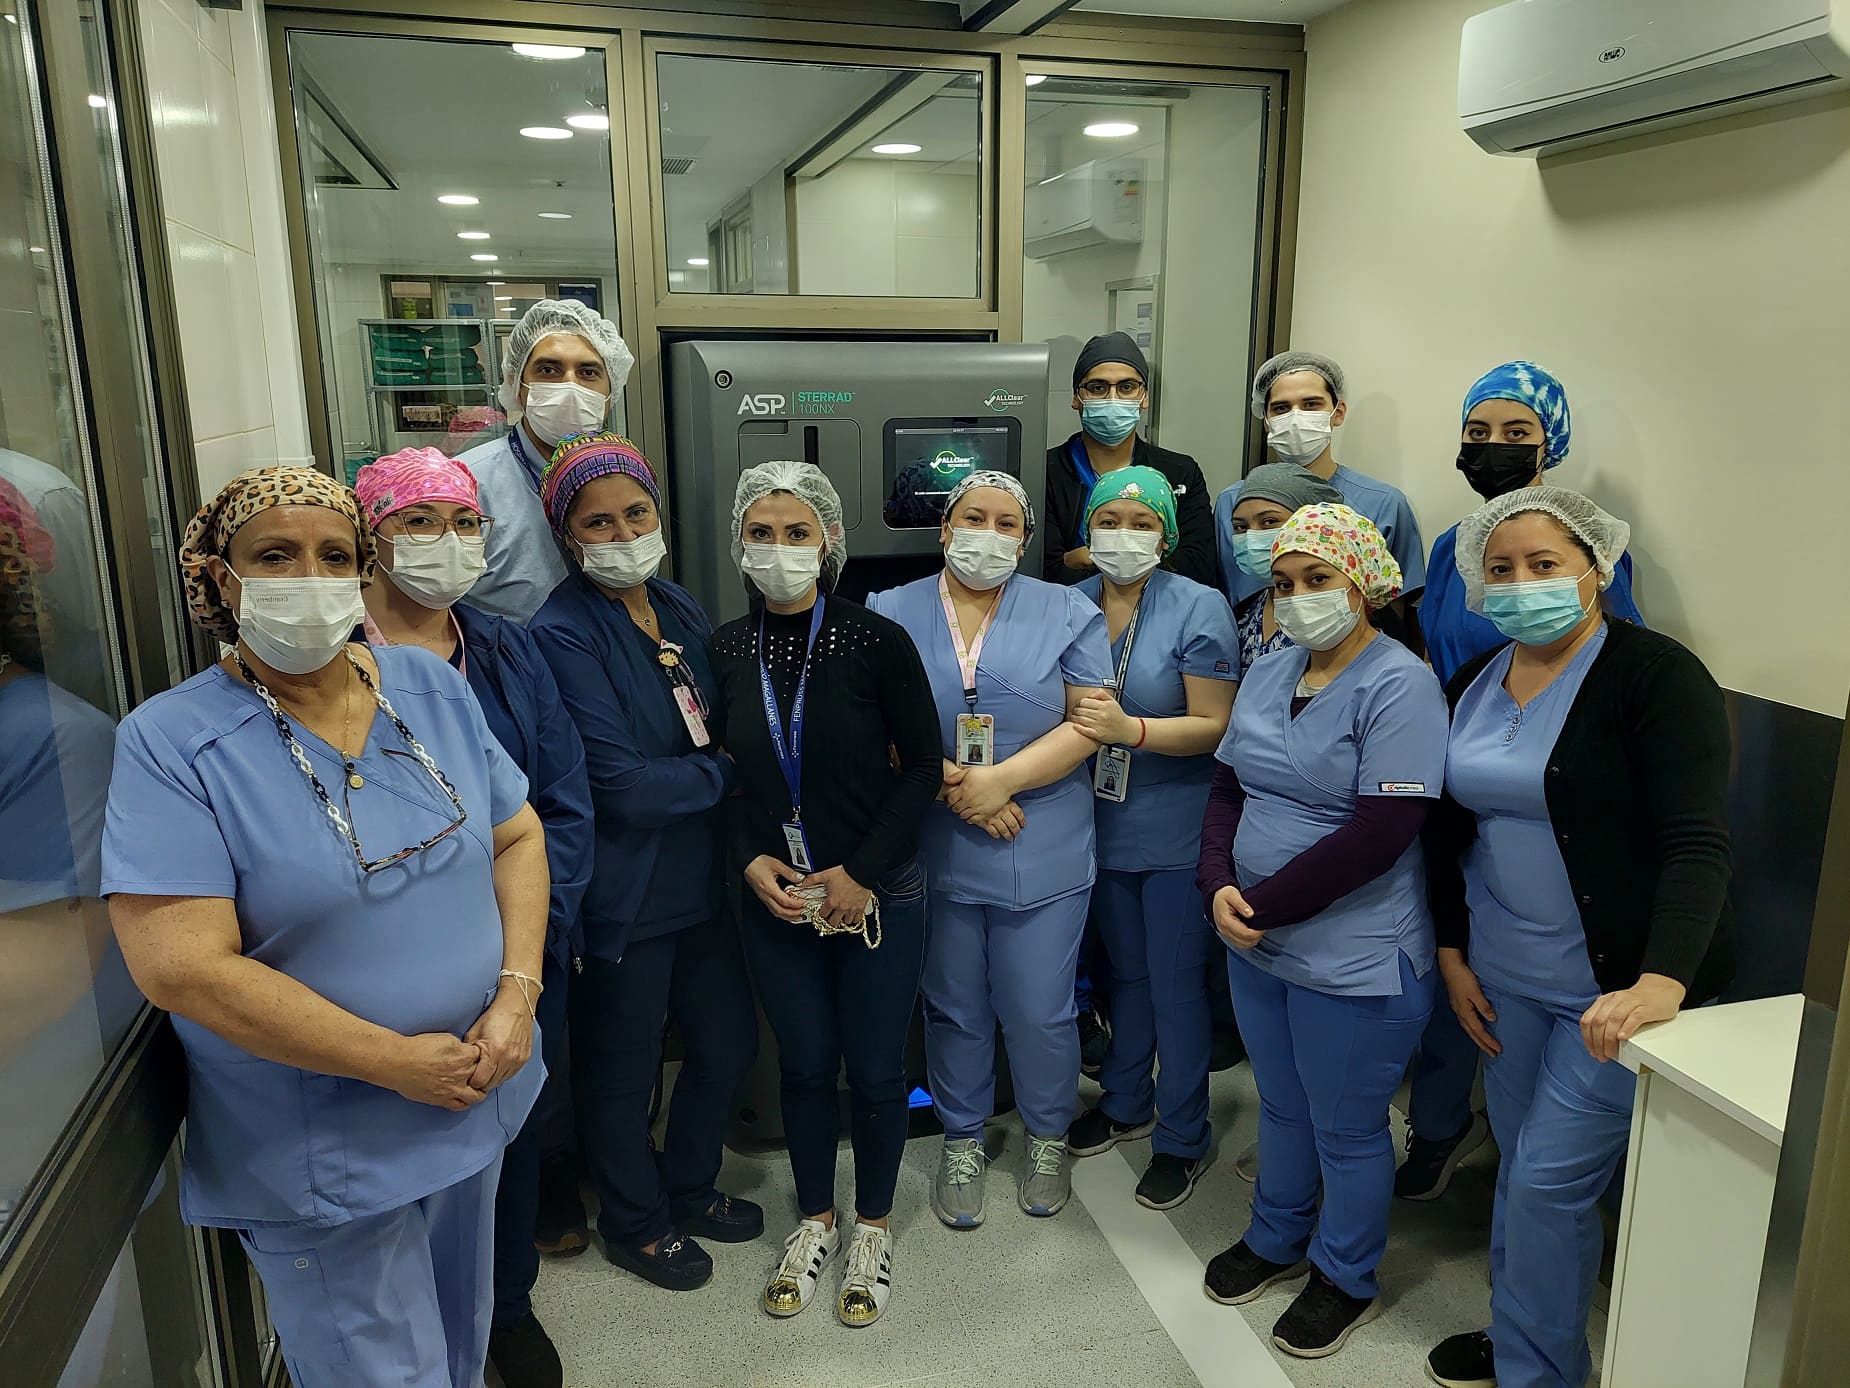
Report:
1270,502,1402,610
1084,465,1177,552
943,470,1035,543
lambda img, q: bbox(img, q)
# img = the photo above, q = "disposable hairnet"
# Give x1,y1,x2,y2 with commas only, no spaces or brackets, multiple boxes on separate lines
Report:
497,299,636,420
731,461,848,588
1250,350,1345,419
1454,485,1630,616
943,470,1036,543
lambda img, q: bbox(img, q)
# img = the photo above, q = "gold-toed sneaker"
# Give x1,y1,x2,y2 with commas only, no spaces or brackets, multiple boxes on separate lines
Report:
763,1216,840,1319
837,1222,893,1328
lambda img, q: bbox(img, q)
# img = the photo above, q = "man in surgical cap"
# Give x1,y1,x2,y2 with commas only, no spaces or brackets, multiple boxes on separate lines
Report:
1214,350,1426,615
459,299,636,621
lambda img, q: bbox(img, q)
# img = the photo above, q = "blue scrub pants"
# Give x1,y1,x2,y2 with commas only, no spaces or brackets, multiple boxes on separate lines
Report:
1408,999,1484,1143
739,859,929,1220
923,891,1089,1141
1482,985,1636,1388
571,916,758,1249
491,950,569,1327
1092,867,1214,1159
242,1155,501,1388
1226,949,1434,1300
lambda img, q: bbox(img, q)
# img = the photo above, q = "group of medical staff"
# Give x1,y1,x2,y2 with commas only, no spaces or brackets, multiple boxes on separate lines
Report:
44,298,1729,1388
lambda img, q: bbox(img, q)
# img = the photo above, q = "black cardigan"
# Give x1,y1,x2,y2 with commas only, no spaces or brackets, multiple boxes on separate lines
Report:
1042,433,1217,587
1424,620,1736,1005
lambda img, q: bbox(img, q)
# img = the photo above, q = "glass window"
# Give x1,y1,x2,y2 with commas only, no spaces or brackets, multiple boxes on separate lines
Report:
656,53,984,297
284,34,624,476
1022,75,1269,496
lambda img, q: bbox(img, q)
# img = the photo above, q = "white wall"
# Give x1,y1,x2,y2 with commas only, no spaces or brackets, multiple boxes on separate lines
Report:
1293,0,1850,716
794,159,979,297
140,0,311,497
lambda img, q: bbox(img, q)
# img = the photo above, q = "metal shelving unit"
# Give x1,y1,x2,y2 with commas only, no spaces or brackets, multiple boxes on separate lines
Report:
352,318,499,478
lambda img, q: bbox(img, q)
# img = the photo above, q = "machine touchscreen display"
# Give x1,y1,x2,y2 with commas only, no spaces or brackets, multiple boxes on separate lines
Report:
883,421,1018,529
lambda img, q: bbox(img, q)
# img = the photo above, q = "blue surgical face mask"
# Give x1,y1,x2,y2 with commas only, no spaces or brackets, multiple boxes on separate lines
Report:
1482,573,1592,645
1234,527,1279,578
1080,400,1142,446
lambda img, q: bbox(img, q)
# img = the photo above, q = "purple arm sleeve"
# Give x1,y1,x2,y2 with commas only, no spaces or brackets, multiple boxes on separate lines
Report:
1241,796,1431,930
1195,760,1246,902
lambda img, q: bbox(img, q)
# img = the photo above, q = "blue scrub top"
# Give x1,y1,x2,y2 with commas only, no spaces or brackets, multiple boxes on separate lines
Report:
457,429,570,623
1214,464,1427,608
1077,571,1238,873
99,647,541,1229
1215,636,1449,996
0,672,115,909
869,572,1112,910
1447,627,1607,1009
1422,521,1643,687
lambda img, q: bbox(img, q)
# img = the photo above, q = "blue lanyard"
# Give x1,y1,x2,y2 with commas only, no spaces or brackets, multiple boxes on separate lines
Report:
758,598,826,819
1067,437,1098,495
507,427,544,489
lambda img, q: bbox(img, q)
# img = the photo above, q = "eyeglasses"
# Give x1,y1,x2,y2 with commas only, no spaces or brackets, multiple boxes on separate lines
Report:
342,753,468,872
1077,378,1147,400
387,511,495,544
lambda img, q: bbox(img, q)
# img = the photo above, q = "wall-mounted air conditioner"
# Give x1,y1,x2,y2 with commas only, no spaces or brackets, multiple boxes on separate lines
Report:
1460,0,1850,157
1024,158,1144,259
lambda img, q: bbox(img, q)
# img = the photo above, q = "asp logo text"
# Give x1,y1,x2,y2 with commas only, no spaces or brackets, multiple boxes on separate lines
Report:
736,393,787,416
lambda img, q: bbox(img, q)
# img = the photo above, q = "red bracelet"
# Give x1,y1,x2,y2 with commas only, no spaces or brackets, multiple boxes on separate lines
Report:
1132,717,1147,749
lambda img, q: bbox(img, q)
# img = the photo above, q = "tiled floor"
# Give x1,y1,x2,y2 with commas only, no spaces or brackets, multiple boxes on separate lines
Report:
525,1065,1604,1387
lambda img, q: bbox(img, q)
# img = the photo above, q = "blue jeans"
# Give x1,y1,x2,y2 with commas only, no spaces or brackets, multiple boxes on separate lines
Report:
739,858,928,1220
1092,867,1214,1158
491,951,569,1325
1408,999,1484,1143
1482,985,1636,1388
571,917,758,1248
1226,949,1434,1299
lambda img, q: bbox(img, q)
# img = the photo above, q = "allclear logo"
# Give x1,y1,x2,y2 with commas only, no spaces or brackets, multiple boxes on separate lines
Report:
984,388,1027,413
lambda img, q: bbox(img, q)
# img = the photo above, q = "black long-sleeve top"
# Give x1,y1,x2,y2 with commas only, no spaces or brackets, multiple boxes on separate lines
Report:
1042,434,1218,588
1423,620,1736,1004
711,597,942,889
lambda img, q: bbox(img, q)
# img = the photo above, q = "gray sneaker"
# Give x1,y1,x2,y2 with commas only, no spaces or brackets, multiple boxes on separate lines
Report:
932,1138,988,1229
1019,1133,1071,1217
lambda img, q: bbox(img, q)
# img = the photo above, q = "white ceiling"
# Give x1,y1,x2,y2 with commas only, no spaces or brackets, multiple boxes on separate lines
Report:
1072,0,1348,21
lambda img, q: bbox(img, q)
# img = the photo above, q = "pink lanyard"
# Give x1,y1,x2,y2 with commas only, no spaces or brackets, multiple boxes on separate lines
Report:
363,611,467,678
938,573,1003,708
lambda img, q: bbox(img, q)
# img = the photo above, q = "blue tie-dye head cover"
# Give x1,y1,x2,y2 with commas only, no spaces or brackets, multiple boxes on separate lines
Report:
1461,361,1572,467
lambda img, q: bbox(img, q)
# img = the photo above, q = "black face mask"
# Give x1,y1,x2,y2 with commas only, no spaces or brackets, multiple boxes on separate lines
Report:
1456,441,1544,500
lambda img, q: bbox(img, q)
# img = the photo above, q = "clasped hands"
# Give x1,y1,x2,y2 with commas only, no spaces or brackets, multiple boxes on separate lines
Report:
393,980,534,1112
744,856,874,929
940,761,1027,841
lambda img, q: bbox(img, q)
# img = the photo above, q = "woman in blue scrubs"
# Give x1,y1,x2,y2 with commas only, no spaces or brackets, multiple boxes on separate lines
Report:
1195,503,1448,1360
101,467,550,1388
1222,463,1345,680
868,471,1112,1229
353,448,593,1388
1064,467,1235,1210
527,433,761,1295
1422,488,1732,1388
1402,362,1646,1203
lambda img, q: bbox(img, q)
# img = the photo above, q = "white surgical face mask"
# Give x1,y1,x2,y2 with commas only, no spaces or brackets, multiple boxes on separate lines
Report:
741,542,822,604
1088,528,1163,585
522,380,609,449
1271,586,1361,651
578,529,665,590
234,574,365,675
1265,409,1334,468
945,527,1021,591
383,532,486,610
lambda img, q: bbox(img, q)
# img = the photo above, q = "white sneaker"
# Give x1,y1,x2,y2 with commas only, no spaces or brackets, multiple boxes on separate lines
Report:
763,1217,841,1318
837,1222,894,1328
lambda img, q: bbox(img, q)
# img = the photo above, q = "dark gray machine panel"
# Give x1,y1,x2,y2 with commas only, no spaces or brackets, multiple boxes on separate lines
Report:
668,339,1051,620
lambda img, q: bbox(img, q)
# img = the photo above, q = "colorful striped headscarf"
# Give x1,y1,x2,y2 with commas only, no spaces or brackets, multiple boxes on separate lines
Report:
0,476,55,574
1270,502,1402,610
178,466,375,642
1084,465,1177,552
539,431,660,537
353,447,480,525
1462,361,1572,466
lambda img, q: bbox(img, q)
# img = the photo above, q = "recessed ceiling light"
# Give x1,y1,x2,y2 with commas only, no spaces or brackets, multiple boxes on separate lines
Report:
4,15,17,23
437,193,479,206
511,44,585,60
565,113,609,132
485,280,505,286
457,231,491,241
1025,75,1047,86
29,245,45,254
537,211,573,220
1084,121,1139,138
87,94,108,109
870,142,922,155
470,253,498,262
519,126,573,141
495,296,514,302
686,257,709,267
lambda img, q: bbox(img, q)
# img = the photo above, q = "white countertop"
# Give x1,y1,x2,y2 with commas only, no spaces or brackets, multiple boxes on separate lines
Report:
1619,993,1804,1145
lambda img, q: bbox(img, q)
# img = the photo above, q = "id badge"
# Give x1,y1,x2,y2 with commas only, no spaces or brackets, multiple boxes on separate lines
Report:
672,684,711,747
782,820,813,871
1093,745,1131,802
956,713,995,767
